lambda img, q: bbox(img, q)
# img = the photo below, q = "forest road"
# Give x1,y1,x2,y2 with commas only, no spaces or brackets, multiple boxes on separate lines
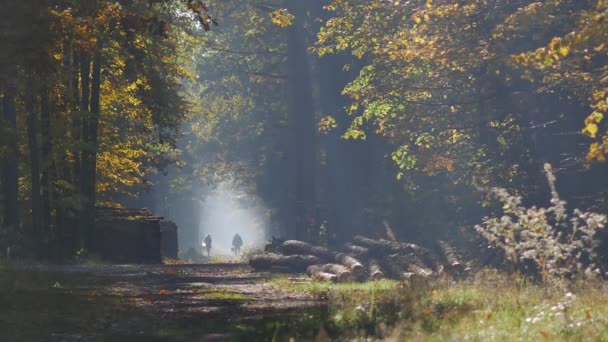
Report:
7,263,324,341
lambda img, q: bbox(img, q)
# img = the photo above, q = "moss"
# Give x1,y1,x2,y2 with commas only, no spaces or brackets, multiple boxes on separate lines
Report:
198,289,252,301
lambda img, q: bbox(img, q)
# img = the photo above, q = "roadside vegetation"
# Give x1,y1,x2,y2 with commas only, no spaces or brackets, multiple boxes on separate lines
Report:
267,270,608,340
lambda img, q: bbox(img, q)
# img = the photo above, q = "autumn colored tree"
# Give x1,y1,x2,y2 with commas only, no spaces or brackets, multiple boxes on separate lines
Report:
0,0,215,259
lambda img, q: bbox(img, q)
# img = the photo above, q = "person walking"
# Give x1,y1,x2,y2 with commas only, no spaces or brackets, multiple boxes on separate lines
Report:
203,234,212,257
232,233,243,256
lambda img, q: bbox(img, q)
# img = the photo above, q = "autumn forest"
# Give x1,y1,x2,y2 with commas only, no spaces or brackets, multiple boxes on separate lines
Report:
2,0,608,340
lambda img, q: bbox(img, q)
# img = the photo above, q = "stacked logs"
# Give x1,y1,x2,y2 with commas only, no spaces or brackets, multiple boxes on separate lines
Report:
249,236,468,282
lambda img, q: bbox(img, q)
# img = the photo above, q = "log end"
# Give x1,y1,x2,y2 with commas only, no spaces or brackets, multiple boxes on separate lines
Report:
351,264,365,277
369,271,385,281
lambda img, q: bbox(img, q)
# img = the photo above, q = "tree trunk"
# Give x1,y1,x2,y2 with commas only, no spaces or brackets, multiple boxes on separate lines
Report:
335,252,364,277
281,239,364,275
390,254,434,277
282,240,335,260
77,52,91,249
353,235,438,270
40,84,52,257
52,39,74,260
343,243,369,260
286,0,316,242
321,263,352,282
306,265,338,282
437,240,465,274
80,43,102,251
71,48,81,187
368,258,385,281
26,80,43,255
1,84,19,242
249,253,322,272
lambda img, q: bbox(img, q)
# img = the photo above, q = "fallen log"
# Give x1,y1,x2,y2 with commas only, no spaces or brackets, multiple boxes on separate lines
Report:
321,263,353,282
391,254,434,277
335,253,365,277
306,265,338,282
353,235,438,270
407,263,434,277
368,258,385,281
281,240,365,276
378,254,433,280
379,255,407,279
249,253,322,272
437,240,465,273
343,243,369,260
282,240,335,261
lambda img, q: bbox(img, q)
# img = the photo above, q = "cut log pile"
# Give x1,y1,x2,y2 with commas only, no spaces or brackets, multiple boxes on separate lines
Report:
249,236,469,282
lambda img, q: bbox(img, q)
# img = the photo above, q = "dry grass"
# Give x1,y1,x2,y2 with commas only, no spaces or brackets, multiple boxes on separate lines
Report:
266,268,608,340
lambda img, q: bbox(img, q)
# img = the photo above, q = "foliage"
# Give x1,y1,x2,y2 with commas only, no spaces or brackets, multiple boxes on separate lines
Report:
314,0,604,187
0,0,217,258
269,9,294,28
171,0,291,210
511,0,608,163
475,164,607,281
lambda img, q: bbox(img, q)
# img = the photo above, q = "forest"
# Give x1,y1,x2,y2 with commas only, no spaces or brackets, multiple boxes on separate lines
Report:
2,0,608,340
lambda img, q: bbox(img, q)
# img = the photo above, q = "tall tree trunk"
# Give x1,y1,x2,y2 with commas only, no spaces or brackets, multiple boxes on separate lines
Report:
1,83,19,244
78,53,91,249
71,49,81,186
26,79,43,256
81,43,102,251
316,52,352,242
58,47,81,258
52,39,73,260
286,0,317,242
40,83,53,258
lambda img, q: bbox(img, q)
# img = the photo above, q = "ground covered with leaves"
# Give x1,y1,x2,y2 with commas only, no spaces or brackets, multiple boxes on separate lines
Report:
2,264,608,341
0,263,322,341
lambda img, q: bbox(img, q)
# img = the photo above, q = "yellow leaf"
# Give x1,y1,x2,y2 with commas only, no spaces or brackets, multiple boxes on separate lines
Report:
413,16,421,24
584,112,603,125
269,9,294,28
558,45,569,57
582,123,598,138
595,43,605,52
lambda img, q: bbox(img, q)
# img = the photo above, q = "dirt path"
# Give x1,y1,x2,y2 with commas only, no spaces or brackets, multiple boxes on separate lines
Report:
4,263,327,341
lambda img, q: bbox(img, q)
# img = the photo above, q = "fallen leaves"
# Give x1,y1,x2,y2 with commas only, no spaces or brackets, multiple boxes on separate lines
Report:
162,268,178,275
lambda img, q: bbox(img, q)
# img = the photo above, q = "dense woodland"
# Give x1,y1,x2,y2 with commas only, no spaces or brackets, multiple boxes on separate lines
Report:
1,0,608,271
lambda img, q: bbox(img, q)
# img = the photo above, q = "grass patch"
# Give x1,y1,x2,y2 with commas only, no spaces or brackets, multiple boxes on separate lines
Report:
265,276,405,335
263,269,608,340
266,275,398,295
198,288,252,301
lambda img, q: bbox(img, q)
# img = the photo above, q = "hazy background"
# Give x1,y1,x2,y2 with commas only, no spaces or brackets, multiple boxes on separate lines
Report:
198,183,270,254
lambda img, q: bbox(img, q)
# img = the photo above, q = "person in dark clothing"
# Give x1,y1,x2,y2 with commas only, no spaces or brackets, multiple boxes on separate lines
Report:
203,234,212,257
232,233,243,256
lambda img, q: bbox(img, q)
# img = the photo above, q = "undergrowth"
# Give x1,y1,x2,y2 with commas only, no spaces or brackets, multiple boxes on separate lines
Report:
266,269,608,340
475,163,607,281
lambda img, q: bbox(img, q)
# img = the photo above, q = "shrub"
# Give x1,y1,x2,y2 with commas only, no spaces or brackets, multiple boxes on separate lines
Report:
475,163,607,281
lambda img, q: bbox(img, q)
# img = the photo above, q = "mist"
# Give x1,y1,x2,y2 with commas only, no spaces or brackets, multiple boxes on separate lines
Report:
198,182,270,255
